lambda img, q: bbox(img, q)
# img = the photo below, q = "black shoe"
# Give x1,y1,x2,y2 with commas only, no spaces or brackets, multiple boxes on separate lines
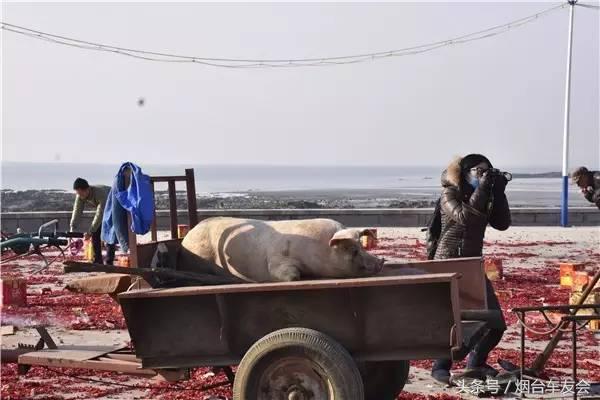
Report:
449,368,487,384
477,363,499,378
431,368,451,385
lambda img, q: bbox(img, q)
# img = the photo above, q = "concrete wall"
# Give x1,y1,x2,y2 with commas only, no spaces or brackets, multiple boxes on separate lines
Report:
1,207,598,233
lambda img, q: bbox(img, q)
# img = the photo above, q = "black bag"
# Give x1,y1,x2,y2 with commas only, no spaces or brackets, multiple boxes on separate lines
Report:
424,197,442,260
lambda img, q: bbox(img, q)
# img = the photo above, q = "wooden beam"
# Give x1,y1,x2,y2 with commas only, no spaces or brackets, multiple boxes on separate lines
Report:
63,260,244,286
104,353,142,363
150,181,157,242
119,273,460,299
168,181,178,239
185,168,199,228
150,176,187,182
19,353,156,376
1,326,15,336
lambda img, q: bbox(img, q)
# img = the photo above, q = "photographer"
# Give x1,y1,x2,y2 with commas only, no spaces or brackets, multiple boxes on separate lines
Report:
430,154,511,384
572,166,600,209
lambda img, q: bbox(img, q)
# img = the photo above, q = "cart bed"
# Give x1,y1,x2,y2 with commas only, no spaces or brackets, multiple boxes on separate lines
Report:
119,273,464,369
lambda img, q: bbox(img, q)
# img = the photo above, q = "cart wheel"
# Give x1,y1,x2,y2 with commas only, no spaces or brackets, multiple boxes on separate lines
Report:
360,360,410,400
233,327,364,400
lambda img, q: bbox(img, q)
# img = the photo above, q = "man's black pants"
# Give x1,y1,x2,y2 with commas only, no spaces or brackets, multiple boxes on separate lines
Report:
91,228,116,265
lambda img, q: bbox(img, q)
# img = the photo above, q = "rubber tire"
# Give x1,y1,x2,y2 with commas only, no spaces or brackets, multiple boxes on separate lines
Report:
360,360,410,400
233,327,364,400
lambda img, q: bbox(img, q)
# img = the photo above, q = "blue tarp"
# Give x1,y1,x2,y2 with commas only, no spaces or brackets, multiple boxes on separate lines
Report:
102,162,154,251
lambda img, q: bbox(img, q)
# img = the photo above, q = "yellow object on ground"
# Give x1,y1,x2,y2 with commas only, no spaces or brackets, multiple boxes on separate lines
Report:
84,240,95,262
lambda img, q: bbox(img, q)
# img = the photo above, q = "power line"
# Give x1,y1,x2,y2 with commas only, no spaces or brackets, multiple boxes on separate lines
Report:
576,2,600,9
1,3,568,68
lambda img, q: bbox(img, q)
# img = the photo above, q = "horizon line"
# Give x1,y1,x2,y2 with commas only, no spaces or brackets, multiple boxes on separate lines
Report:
0,160,567,169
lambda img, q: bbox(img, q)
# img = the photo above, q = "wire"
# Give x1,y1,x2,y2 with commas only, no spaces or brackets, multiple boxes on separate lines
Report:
1,3,567,68
576,2,600,9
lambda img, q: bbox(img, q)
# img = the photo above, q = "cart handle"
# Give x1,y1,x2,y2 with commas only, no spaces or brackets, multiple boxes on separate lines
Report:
38,219,59,237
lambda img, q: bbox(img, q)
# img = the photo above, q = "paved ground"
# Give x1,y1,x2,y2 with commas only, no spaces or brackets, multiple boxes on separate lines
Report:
1,227,599,399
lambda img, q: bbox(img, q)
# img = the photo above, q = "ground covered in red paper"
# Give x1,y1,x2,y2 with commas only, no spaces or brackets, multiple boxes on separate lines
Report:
1,228,599,399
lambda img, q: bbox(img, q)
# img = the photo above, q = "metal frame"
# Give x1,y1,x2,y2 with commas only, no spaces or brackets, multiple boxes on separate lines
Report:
513,304,600,400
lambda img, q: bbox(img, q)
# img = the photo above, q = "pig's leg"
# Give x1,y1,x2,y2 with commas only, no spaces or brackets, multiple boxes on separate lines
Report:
268,257,302,282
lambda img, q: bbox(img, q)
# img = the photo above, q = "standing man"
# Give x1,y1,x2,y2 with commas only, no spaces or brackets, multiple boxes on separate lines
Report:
572,166,600,209
70,178,115,265
428,154,511,384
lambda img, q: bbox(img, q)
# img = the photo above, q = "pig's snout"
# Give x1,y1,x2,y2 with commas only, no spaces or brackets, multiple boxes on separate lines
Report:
375,257,385,273
362,255,385,275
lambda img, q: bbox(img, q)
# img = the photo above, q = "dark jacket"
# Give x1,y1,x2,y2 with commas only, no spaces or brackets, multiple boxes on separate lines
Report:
582,171,600,209
434,157,511,259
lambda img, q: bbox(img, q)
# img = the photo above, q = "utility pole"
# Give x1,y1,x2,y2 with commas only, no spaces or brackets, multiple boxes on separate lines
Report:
561,0,577,227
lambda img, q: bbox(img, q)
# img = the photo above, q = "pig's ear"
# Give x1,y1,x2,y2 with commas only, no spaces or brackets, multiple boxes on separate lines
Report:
329,229,360,247
359,229,376,239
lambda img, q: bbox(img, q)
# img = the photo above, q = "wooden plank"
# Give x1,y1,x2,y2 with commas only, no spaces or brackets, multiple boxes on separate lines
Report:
64,261,242,285
150,176,187,182
125,276,461,369
60,345,127,352
19,348,118,362
104,353,141,363
98,357,139,365
384,257,487,310
150,181,157,242
168,181,178,239
185,169,199,228
1,325,15,336
65,273,147,295
119,273,460,299
18,354,156,376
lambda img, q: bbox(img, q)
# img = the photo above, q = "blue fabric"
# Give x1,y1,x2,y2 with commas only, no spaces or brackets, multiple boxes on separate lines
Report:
102,190,129,252
102,162,155,251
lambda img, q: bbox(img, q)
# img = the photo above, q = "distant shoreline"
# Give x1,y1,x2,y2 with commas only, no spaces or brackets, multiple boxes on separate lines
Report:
0,170,584,212
511,172,561,179
0,188,437,212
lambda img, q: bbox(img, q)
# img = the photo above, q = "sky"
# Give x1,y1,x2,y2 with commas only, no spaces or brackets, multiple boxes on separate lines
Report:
1,2,599,168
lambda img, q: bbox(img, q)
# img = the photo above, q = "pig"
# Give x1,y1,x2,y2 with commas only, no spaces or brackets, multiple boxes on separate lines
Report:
177,217,384,282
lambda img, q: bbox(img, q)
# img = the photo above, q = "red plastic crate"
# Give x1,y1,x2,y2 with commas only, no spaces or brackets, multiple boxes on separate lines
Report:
484,258,504,281
1,278,27,306
559,262,584,287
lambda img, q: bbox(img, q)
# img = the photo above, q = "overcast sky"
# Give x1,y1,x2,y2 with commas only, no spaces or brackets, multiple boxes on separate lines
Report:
2,2,599,168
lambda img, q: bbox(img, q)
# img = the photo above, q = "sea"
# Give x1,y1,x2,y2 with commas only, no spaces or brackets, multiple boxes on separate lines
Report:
0,161,592,208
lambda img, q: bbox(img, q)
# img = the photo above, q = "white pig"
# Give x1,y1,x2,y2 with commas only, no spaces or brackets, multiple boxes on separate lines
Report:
178,217,384,282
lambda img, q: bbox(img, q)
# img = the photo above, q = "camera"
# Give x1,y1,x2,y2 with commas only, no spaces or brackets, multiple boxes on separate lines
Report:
488,168,513,182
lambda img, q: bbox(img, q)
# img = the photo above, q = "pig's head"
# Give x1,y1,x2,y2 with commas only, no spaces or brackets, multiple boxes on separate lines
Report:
327,228,384,277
